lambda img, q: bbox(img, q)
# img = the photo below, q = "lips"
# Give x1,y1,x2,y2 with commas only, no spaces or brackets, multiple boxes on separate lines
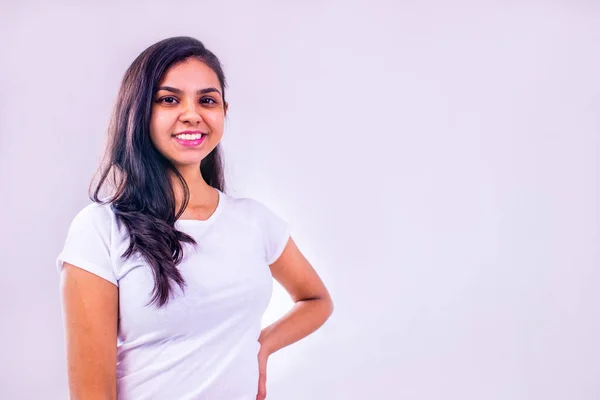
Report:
173,134,206,147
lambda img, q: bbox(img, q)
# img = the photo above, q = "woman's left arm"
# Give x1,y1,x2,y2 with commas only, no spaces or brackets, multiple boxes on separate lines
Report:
255,237,333,399
259,236,334,355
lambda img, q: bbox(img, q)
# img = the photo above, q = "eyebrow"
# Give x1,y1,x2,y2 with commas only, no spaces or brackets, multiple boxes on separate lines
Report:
156,86,221,96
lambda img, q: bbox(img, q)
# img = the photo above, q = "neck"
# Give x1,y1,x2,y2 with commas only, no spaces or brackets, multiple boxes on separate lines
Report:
171,165,214,209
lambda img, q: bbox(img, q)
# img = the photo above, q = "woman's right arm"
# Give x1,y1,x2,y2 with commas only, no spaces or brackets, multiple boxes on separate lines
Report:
60,263,118,400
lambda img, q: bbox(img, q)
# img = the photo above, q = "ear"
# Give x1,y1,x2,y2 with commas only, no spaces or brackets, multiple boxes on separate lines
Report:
224,101,229,116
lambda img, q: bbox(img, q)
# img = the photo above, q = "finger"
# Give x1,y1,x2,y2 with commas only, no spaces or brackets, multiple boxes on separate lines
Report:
256,385,266,400
257,373,267,399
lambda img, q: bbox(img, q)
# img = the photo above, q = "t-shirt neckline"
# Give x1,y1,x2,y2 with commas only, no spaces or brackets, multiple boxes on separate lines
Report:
175,188,224,225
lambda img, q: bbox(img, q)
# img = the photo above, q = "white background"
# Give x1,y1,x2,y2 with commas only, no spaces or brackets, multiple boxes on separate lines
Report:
0,1,598,399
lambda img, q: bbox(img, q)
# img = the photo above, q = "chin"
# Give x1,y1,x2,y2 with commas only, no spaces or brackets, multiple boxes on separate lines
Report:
175,158,203,167
166,155,202,168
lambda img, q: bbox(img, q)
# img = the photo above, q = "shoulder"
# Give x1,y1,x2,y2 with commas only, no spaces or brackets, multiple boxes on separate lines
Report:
222,192,289,233
67,201,116,234
73,201,114,222
228,195,266,211
223,194,277,221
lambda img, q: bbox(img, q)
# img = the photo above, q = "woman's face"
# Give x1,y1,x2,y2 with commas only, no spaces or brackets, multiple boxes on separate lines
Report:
149,58,227,170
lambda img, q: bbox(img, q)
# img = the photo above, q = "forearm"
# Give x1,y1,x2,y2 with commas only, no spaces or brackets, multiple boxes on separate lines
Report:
67,365,116,400
258,296,333,356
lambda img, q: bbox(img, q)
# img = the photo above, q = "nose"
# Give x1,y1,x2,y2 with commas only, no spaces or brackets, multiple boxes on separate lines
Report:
179,99,203,125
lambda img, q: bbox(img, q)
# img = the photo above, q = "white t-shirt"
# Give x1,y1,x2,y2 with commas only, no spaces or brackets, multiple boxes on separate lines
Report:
56,189,291,400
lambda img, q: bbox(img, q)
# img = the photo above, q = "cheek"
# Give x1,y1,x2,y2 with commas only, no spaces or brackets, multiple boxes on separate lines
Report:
206,114,225,133
153,113,172,130
150,112,174,141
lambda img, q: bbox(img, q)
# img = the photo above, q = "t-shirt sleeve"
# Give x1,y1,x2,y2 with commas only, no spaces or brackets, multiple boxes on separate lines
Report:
253,200,292,265
56,204,118,286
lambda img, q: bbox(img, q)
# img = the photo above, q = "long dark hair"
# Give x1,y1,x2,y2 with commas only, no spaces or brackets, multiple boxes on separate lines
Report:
90,36,228,307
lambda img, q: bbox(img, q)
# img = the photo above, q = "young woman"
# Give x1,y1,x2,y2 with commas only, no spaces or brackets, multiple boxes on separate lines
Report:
57,36,333,400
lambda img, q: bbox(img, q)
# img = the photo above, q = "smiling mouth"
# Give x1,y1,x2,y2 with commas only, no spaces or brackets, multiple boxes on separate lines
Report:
172,133,206,147
173,132,205,141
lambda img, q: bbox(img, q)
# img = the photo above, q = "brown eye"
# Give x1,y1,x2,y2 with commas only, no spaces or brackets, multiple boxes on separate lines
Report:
200,97,217,105
158,96,178,104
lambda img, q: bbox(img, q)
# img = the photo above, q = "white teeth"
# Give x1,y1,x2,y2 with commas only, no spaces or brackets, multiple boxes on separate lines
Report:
176,133,203,140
